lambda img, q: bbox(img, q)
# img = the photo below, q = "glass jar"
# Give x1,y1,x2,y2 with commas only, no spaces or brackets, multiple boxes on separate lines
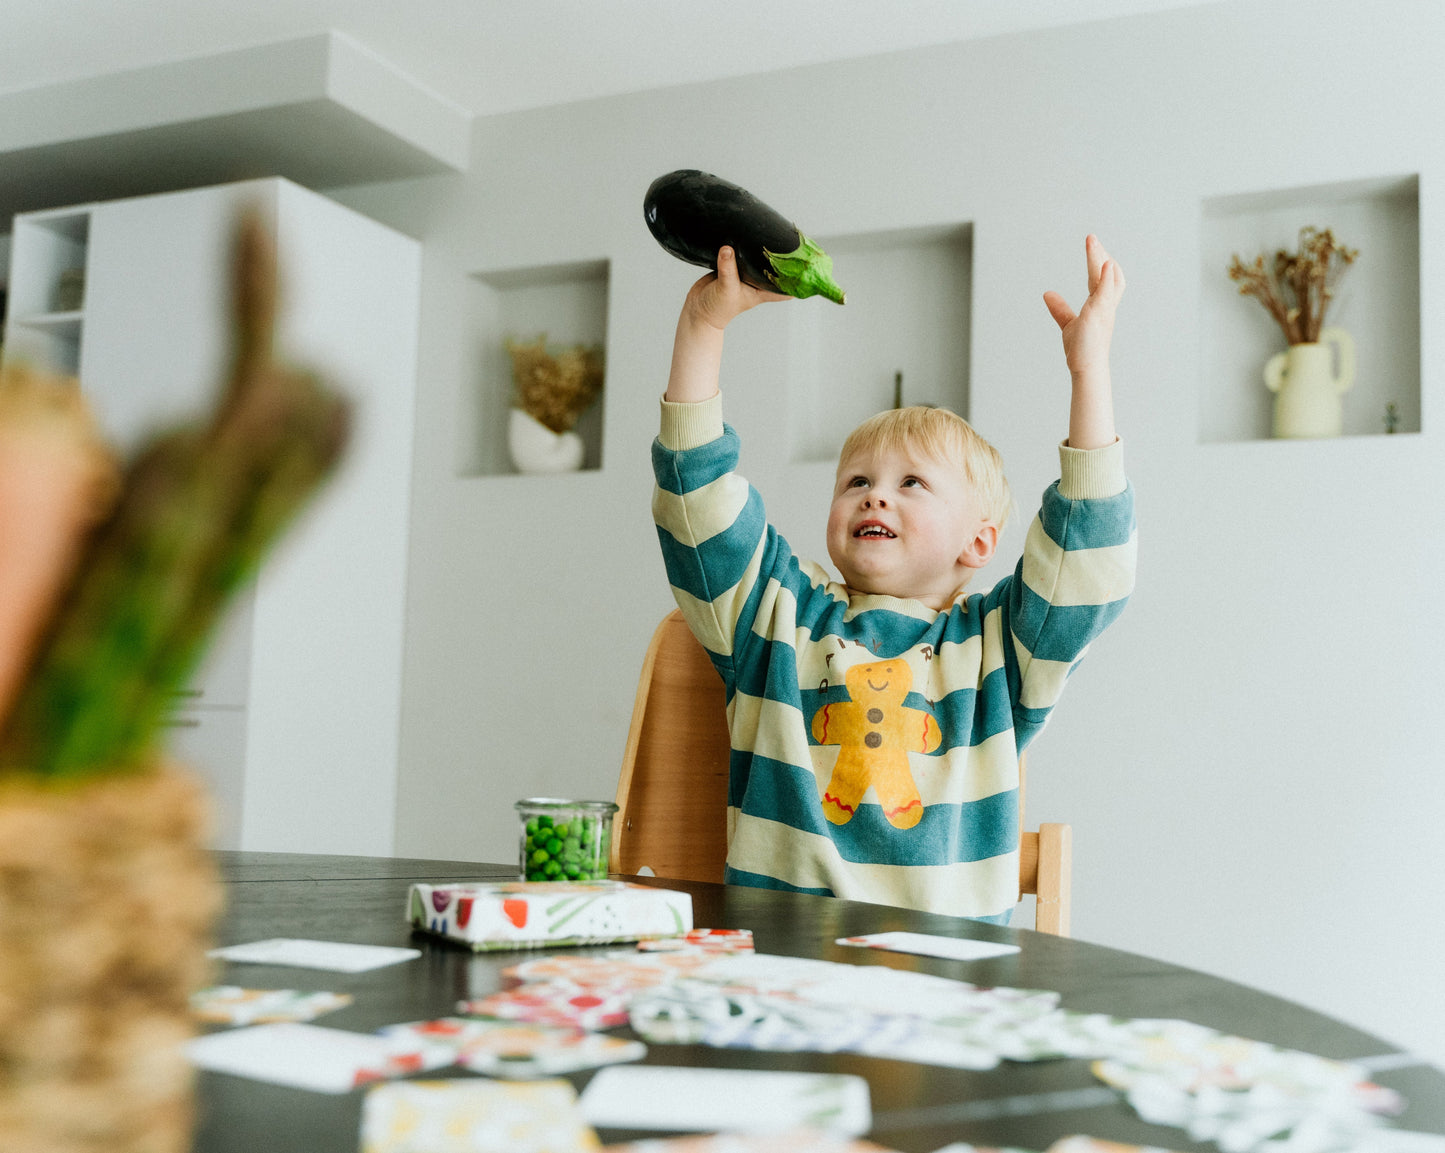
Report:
515,798,617,882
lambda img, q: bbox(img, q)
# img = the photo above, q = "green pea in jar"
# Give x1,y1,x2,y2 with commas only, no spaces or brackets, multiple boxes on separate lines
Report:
515,798,618,882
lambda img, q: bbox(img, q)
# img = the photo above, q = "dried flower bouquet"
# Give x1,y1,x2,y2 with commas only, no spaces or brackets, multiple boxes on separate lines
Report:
506,335,604,434
1227,226,1358,345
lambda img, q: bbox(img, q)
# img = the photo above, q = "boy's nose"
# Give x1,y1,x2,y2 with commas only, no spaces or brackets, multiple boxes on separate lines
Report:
864,496,887,509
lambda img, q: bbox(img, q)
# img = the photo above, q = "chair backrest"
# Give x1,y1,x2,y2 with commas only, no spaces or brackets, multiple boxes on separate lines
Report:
610,610,731,884
611,609,1073,934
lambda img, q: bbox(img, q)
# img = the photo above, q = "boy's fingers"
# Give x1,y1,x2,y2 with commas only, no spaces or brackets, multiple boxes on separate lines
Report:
1091,261,1125,311
714,246,738,288
719,245,793,305
1085,234,1107,293
1042,290,1076,331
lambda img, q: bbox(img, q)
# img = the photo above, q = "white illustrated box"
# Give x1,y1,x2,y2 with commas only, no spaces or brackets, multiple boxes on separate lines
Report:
408,880,692,951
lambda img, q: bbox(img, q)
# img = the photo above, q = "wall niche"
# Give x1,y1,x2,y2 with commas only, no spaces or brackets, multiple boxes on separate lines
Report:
1199,174,1419,444
464,259,610,477
786,223,972,464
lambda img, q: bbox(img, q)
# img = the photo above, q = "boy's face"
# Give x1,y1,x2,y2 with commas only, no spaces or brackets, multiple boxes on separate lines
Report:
827,443,997,611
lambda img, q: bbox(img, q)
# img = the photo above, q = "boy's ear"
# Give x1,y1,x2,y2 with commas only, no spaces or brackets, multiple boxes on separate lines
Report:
958,523,998,570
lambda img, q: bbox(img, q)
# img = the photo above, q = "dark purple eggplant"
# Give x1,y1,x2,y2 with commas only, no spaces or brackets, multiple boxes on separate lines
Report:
644,169,845,304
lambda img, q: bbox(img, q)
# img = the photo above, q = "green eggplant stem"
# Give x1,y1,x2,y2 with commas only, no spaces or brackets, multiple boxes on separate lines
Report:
765,233,847,304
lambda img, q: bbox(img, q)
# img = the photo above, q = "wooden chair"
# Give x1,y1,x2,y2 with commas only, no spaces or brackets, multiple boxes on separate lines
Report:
611,609,1074,936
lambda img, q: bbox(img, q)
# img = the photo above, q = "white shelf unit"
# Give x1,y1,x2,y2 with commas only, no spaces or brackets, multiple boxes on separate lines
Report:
1199,174,1420,443
4,208,91,376
1,177,421,856
463,260,610,477
786,223,973,464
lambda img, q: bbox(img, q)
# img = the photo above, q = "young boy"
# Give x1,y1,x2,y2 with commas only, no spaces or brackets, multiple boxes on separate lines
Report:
652,237,1134,923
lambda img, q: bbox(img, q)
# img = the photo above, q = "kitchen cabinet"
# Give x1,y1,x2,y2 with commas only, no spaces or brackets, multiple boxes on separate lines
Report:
2,177,420,854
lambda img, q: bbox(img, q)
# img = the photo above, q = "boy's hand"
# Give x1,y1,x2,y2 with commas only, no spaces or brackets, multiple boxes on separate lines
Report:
666,247,789,404
1043,235,1124,450
1043,234,1125,378
683,246,791,332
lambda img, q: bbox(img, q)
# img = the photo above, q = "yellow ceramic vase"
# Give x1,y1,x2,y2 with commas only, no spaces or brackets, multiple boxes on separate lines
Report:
1264,326,1356,438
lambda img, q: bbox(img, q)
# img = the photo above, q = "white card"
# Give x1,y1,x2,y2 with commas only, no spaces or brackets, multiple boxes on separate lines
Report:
361,1079,599,1153
187,1022,449,1093
579,1065,871,1136
209,938,421,973
835,931,1019,961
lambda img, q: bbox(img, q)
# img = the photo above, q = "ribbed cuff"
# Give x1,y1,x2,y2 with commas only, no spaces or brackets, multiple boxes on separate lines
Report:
1058,437,1126,500
659,393,725,451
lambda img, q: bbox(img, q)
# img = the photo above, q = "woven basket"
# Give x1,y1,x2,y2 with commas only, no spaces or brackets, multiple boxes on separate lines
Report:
0,765,222,1153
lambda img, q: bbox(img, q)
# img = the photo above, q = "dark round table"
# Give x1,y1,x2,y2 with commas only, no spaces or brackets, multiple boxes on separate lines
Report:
196,852,1445,1152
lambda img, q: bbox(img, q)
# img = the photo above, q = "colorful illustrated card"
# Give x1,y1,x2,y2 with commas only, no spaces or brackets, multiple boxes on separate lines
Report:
628,982,997,1070
209,938,421,972
1090,1018,1408,1153
601,1133,898,1152
618,950,1090,1069
467,948,1091,1069
191,986,352,1026
932,1141,1181,1153
460,948,720,1030
930,1145,1040,1153
637,928,755,953
835,931,1019,962
361,1078,600,1153
380,1018,645,1079
186,1021,451,1093
453,944,1420,1153
1047,1138,1183,1153
579,1066,871,1137
1348,1134,1445,1153
461,982,637,1031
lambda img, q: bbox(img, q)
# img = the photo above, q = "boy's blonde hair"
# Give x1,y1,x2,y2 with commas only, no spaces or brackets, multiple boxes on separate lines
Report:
838,406,1013,530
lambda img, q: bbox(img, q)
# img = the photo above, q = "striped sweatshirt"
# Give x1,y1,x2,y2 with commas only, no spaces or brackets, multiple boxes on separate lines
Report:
652,394,1136,920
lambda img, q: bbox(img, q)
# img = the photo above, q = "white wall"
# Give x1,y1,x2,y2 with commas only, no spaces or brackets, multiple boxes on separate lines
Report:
334,0,1445,1067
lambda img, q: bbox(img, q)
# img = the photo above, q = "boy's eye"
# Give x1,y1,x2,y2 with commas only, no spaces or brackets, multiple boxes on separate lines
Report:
848,476,869,488
901,476,922,488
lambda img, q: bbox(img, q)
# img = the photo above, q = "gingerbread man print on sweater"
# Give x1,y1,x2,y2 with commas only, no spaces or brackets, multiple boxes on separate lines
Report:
811,659,941,830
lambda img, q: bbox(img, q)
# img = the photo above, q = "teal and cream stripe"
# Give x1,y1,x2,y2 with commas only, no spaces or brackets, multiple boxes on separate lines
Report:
653,394,1134,920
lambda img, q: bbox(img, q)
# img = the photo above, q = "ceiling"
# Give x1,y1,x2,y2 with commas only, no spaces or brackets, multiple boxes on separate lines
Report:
5,0,1229,120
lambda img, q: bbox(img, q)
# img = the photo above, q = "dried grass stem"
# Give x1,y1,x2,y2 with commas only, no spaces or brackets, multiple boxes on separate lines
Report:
1227,226,1358,345
506,336,604,434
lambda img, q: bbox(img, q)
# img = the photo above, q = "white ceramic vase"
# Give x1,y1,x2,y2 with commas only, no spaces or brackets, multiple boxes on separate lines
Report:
1263,327,1356,439
507,407,585,473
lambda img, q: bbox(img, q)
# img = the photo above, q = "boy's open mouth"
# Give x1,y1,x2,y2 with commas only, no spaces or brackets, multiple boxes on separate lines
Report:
854,523,896,539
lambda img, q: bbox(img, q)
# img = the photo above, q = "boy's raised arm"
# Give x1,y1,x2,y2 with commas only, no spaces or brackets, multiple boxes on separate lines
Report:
666,246,790,404
1042,234,1125,451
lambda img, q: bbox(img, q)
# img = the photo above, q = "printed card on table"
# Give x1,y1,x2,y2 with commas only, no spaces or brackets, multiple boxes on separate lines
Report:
835,931,1019,962
466,948,1085,1069
637,928,754,953
460,981,636,1031
1088,1018,1411,1153
209,938,421,973
933,1141,1183,1153
191,985,353,1026
380,1018,645,1079
601,1134,898,1152
361,1078,600,1153
458,948,726,1030
579,1066,871,1137
186,1022,451,1094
